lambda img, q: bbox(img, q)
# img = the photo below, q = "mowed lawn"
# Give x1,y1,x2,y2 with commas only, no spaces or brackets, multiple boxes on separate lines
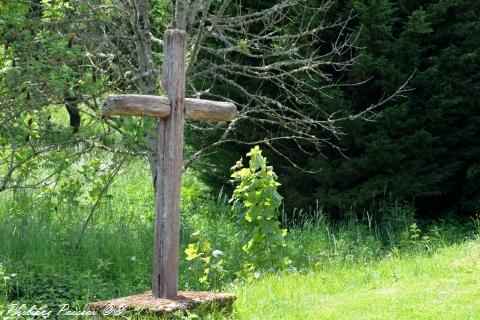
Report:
233,240,480,320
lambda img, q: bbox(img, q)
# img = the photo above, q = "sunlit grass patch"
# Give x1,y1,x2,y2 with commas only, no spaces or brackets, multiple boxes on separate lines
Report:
233,240,480,320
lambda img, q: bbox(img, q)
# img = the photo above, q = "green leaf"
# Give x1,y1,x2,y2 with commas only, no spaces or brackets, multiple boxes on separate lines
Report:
185,244,199,261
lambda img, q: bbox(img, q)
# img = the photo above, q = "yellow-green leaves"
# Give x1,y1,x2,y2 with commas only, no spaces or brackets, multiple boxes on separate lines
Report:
184,231,226,288
41,0,70,22
185,243,199,261
247,145,266,170
237,39,249,54
230,146,291,272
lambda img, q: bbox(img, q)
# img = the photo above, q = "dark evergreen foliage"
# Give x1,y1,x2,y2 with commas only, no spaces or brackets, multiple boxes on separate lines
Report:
192,0,480,219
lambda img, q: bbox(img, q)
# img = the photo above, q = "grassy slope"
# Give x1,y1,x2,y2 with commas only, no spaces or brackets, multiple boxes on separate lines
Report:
234,241,480,320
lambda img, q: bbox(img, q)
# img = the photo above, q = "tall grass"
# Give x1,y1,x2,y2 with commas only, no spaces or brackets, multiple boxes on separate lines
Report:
0,159,477,315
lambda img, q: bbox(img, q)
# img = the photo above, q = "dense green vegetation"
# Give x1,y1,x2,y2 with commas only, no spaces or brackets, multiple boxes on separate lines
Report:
2,0,478,219
197,0,480,220
0,161,479,318
1,0,479,318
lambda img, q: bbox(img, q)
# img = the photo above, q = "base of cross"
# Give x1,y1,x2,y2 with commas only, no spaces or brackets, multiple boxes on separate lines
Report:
88,291,236,317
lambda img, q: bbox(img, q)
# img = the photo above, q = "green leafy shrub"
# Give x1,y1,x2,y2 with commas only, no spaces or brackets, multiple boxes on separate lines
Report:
184,231,226,289
229,146,291,272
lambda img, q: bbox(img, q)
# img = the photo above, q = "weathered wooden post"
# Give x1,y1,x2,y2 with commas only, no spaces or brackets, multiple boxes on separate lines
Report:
152,28,186,299
89,28,236,315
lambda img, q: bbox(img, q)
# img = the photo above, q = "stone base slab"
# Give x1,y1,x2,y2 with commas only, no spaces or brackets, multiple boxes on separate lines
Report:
88,291,236,317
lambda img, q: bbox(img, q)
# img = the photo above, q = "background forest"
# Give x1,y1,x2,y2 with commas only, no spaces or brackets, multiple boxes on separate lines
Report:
0,0,479,319
2,0,479,221
197,0,480,220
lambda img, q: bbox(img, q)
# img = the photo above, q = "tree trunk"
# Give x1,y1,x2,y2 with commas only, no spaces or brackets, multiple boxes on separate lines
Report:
65,95,80,133
127,0,158,188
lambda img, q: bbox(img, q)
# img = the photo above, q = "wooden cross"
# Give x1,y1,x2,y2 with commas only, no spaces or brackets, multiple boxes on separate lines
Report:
102,29,236,298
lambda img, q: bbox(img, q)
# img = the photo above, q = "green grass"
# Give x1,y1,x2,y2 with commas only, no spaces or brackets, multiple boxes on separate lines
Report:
0,158,479,319
233,240,480,319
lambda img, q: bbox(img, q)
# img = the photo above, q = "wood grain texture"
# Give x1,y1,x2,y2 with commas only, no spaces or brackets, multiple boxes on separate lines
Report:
103,95,237,121
152,29,187,298
185,98,237,121
103,94,170,118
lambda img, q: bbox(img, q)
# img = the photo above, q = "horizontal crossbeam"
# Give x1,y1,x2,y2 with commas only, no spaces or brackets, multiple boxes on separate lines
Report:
103,94,237,121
